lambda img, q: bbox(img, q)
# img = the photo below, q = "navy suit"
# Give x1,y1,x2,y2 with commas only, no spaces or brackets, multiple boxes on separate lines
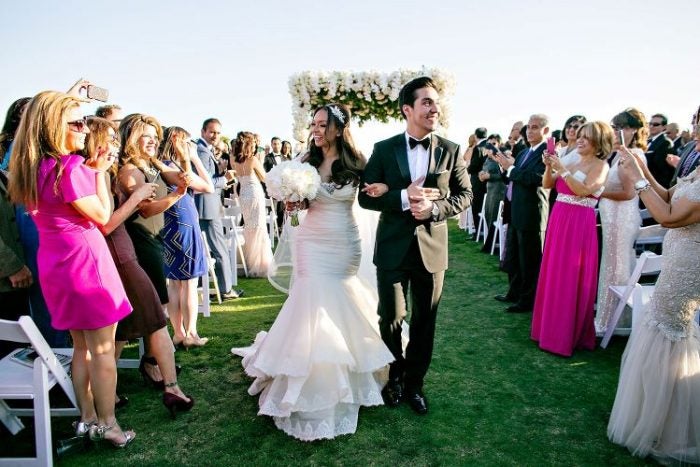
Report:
502,143,549,309
645,134,674,188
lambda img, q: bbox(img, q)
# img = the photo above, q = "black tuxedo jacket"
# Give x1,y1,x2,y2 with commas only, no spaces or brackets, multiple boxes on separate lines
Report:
263,153,290,172
504,144,549,232
467,140,488,175
359,133,472,273
645,134,674,188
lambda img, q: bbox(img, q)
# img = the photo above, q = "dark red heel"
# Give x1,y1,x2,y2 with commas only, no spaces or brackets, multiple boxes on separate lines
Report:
162,392,194,419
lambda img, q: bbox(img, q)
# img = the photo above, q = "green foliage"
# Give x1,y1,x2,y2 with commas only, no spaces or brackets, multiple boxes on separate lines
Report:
1,221,654,465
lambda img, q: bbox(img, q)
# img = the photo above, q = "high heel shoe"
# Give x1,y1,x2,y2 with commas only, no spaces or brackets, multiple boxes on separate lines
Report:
138,356,165,390
183,335,209,349
162,392,195,419
72,419,96,437
88,422,136,448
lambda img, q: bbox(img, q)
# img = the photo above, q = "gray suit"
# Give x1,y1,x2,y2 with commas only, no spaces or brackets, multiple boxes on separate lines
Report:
195,138,233,294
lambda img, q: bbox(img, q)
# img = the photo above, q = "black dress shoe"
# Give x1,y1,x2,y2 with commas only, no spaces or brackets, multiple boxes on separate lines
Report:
381,382,403,407
506,304,531,313
494,294,516,303
405,391,428,415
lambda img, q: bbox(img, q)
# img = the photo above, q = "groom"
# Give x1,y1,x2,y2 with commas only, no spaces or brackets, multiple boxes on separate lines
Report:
359,76,472,415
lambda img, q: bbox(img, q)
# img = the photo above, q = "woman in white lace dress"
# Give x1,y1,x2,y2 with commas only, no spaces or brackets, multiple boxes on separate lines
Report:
231,104,393,441
607,140,700,465
231,131,273,277
596,108,648,334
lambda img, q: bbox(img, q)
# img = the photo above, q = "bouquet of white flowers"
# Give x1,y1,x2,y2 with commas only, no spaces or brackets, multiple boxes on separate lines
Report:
265,160,321,226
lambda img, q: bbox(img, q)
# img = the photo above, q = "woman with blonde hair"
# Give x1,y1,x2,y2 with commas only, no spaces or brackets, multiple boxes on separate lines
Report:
84,117,194,417
231,131,273,277
159,126,214,348
9,91,134,446
531,121,611,356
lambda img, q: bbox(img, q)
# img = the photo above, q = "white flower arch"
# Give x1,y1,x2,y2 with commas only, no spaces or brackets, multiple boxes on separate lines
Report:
288,68,456,142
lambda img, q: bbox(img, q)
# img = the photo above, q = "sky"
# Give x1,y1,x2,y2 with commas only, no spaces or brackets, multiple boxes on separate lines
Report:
1,0,698,155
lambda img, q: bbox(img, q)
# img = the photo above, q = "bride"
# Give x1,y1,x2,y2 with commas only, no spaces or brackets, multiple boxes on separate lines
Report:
231,103,394,441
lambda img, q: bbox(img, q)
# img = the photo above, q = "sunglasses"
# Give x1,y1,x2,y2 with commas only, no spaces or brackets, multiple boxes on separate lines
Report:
67,117,88,132
649,122,664,127
566,124,581,130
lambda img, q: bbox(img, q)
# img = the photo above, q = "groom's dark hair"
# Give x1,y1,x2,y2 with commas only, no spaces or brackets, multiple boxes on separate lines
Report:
399,76,437,119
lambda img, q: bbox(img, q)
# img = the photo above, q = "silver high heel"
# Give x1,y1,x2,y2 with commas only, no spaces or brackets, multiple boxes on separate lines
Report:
88,423,136,448
72,420,96,437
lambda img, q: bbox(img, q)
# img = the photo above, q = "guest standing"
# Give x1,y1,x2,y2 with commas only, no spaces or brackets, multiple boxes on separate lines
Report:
9,91,134,446
231,131,273,277
531,122,611,356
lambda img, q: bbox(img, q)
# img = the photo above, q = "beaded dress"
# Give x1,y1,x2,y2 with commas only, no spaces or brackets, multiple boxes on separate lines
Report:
596,149,644,334
608,168,700,465
238,173,272,277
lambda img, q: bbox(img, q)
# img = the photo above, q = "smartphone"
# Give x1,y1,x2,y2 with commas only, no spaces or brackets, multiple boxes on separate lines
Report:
86,85,109,102
617,130,625,148
484,143,501,156
546,136,556,154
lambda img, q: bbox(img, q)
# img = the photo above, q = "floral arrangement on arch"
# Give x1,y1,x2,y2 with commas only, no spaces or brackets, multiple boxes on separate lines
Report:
288,68,456,142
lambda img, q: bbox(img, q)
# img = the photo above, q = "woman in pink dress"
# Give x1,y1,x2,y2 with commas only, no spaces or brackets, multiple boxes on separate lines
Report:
531,121,612,357
8,91,135,447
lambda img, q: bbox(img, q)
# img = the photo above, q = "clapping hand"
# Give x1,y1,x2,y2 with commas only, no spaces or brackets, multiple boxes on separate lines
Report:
87,148,118,172
362,182,389,198
132,182,158,203
495,151,515,170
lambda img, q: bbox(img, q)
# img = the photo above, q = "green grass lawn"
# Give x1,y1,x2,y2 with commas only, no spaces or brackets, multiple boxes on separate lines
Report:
1,220,654,466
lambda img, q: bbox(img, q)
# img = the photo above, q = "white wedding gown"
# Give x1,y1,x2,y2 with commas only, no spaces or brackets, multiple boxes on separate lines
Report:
231,182,393,441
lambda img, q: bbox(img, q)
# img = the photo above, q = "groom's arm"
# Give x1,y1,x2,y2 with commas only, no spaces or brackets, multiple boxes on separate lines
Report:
433,145,473,220
358,144,405,213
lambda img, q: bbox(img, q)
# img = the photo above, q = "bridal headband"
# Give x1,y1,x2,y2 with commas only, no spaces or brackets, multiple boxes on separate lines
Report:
328,105,346,125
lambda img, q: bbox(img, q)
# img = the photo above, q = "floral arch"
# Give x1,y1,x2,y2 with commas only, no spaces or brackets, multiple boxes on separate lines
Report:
288,68,456,142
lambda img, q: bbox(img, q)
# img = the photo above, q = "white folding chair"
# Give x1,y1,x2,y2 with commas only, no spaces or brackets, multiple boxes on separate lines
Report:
634,224,668,251
198,231,220,316
222,206,248,279
0,316,80,466
265,198,279,246
474,196,488,243
116,338,146,369
490,200,505,256
600,251,663,348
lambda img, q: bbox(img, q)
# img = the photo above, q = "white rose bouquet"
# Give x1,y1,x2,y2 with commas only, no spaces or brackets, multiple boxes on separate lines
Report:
265,160,321,226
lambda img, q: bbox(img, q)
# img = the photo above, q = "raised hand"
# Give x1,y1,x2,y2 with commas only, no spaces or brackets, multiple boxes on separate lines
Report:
132,182,158,203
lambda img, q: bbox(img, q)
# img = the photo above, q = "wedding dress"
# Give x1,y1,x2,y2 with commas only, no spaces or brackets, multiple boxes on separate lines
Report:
232,182,393,441
607,169,700,465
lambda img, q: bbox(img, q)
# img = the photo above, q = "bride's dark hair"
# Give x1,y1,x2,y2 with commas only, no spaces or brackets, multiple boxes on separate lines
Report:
305,103,365,187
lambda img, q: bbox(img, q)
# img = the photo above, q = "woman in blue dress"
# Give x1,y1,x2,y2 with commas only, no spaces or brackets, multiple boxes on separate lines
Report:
160,127,213,348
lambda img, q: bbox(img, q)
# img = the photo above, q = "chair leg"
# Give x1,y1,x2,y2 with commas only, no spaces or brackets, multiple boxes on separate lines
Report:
34,362,53,466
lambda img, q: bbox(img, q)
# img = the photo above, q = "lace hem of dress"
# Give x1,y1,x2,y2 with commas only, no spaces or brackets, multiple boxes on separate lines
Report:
643,312,699,342
273,411,358,442
258,387,384,418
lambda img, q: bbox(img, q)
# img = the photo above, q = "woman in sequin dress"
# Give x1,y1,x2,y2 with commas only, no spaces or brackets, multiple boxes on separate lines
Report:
531,122,611,357
230,131,273,277
596,108,648,335
607,133,700,465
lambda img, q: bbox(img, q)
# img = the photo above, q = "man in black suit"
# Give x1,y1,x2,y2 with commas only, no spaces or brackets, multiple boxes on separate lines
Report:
645,113,675,188
467,127,488,238
494,114,550,313
263,137,289,172
671,130,700,186
359,76,472,415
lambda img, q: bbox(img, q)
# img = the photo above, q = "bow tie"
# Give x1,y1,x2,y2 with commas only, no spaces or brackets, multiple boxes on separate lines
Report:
409,137,430,150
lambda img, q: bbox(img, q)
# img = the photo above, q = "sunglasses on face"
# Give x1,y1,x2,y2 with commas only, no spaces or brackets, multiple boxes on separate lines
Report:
649,122,664,127
566,124,581,130
67,117,88,132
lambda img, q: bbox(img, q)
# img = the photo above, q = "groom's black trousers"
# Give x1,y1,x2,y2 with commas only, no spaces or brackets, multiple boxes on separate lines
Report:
376,240,444,393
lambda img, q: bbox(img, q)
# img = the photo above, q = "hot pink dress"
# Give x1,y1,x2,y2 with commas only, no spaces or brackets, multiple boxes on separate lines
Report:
531,176,599,357
33,155,131,330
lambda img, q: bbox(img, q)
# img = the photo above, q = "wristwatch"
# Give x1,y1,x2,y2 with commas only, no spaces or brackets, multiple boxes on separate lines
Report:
634,179,651,194
431,203,439,221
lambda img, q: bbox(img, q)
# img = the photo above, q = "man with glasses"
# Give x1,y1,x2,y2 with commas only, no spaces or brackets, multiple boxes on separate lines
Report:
645,113,674,188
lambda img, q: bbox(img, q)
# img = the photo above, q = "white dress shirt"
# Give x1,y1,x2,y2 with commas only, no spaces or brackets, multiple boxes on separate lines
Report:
401,132,431,211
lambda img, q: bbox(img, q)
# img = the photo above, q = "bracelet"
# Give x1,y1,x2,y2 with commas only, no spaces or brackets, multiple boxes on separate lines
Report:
560,170,571,179
637,184,652,194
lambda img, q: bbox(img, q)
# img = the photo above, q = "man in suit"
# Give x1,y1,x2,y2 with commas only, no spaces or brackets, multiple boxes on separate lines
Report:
359,76,472,415
671,128,700,186
467,127,488,239
195,118,242,300
494,114,550,313
666,122,683,154
645,113,675,188
263,137,290,172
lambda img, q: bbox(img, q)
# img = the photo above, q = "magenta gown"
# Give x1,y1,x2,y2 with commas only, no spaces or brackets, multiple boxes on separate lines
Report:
33,155,131,330
531,177,599,357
